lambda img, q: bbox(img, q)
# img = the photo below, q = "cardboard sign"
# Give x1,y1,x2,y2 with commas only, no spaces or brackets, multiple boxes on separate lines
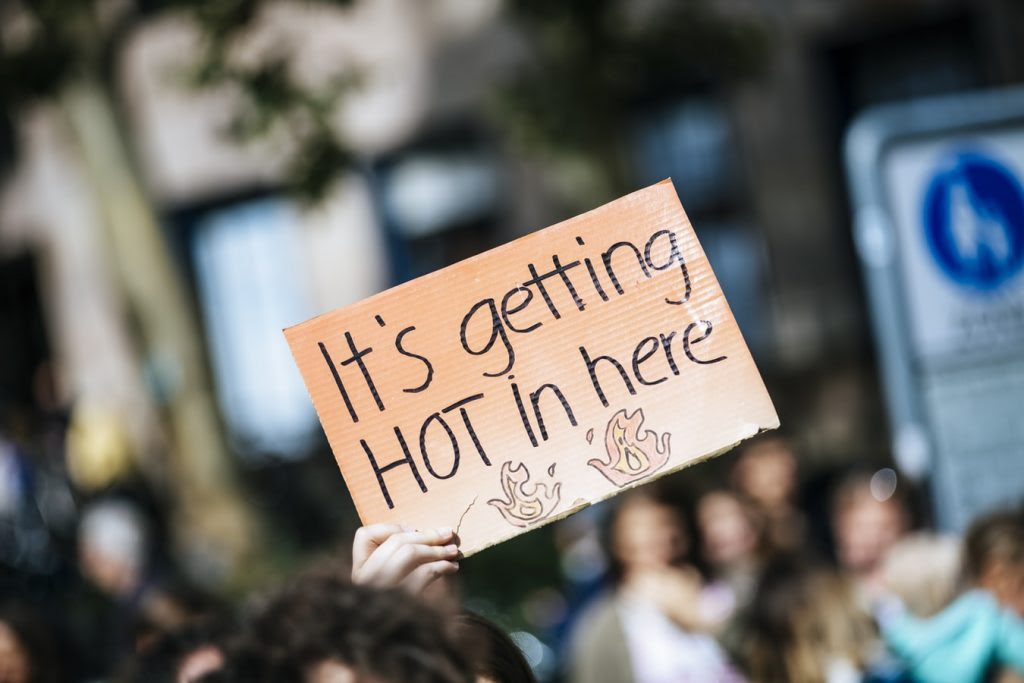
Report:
285,180,778,555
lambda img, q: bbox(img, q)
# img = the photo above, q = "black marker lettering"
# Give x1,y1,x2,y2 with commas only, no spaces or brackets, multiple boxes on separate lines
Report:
460,298,515,377
395,326,433,393
362,428,427,510
576,236,610,301
510,379,539,447
602,240,651,296
442,393,490,466
580,345,637,407
339,331,385,412
683,320,727,364
551,255,585,312
501,287,542,334
659,331,680,375
419,413,460,480
644,229,692,305
319,342,359,423
522,262,561,319
632,336,667,386
583,255,610,301
529,382,578,441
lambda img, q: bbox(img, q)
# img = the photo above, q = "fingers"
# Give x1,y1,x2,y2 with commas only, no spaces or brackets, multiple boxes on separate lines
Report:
352,524,408,572
368,527,455,568
351,525,459,590
358,532,458,589
368,540,456,581
403,559,459,593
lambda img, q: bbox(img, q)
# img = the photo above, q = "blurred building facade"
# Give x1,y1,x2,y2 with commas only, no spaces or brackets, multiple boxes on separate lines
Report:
2,0,1023,572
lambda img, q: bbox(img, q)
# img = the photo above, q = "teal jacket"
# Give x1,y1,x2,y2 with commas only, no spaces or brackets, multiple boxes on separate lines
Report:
882,590,1024,683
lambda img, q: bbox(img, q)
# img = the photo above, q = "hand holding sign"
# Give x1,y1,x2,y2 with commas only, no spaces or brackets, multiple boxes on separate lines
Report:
286,180,778,555
351,524,460,593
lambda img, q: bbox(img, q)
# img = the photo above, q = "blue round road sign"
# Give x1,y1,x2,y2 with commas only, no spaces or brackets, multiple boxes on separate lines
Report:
922,150,1024,291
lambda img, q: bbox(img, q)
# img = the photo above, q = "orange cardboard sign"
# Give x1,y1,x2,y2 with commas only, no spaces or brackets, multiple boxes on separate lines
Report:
285,180,778,555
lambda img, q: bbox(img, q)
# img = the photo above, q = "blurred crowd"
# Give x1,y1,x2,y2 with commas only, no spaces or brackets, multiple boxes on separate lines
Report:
3,0,1024,680
2,427,1023,683
565,440,1023,683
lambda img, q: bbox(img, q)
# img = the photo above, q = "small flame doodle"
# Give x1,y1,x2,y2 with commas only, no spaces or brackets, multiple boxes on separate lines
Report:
488,461,562,528
589,408,671,487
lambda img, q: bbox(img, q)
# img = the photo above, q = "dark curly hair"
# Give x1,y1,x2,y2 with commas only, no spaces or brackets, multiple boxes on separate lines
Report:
217,572,472,683
454,611,536,683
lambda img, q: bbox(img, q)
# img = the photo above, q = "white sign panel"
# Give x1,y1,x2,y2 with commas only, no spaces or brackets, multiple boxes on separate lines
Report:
883,131,1024,364
846,88,1024,531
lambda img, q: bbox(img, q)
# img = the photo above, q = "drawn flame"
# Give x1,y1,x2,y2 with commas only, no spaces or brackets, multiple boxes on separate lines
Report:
589,408,671,487
488,461,562,528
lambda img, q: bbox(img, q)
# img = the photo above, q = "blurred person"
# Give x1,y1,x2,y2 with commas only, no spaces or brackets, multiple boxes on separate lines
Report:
734,558,887,683
731,436,807,552
77,498,197,671
217,571,472,683
964,509,1024,617
0,602,58,683
77,498,150,601
120,614,233,683
350,524,536,682
830,471,912,602
880,509,1024,682
0,619,29,683
695,488,766,626
453,612,536,683
879,533,961,619
568,488,742,683
124,581,227,659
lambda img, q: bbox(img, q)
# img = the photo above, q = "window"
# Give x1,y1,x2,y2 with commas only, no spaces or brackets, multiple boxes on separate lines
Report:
191,197,317,459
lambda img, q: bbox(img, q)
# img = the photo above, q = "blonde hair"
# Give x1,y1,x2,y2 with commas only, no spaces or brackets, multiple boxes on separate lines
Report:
882,533,961,617
742,562,877,683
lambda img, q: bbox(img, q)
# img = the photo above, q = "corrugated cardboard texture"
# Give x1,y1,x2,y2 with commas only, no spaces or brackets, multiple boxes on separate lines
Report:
285,180,779,555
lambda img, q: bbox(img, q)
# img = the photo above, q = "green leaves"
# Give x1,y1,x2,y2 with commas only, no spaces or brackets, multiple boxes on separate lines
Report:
0,0,359,201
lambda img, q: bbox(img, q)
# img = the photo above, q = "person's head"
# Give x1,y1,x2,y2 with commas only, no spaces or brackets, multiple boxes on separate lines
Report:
0,603,58,683
732,437,798,510
126,580,227,656
78,498,150,598
452,612,536,683
695,489,763,573
220,572,472,682
740,558,876,683
606,487,689,580
0,619,30,683
964,509,1024,616
121,615,232,683
881,533,961,618
830,470,911,578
